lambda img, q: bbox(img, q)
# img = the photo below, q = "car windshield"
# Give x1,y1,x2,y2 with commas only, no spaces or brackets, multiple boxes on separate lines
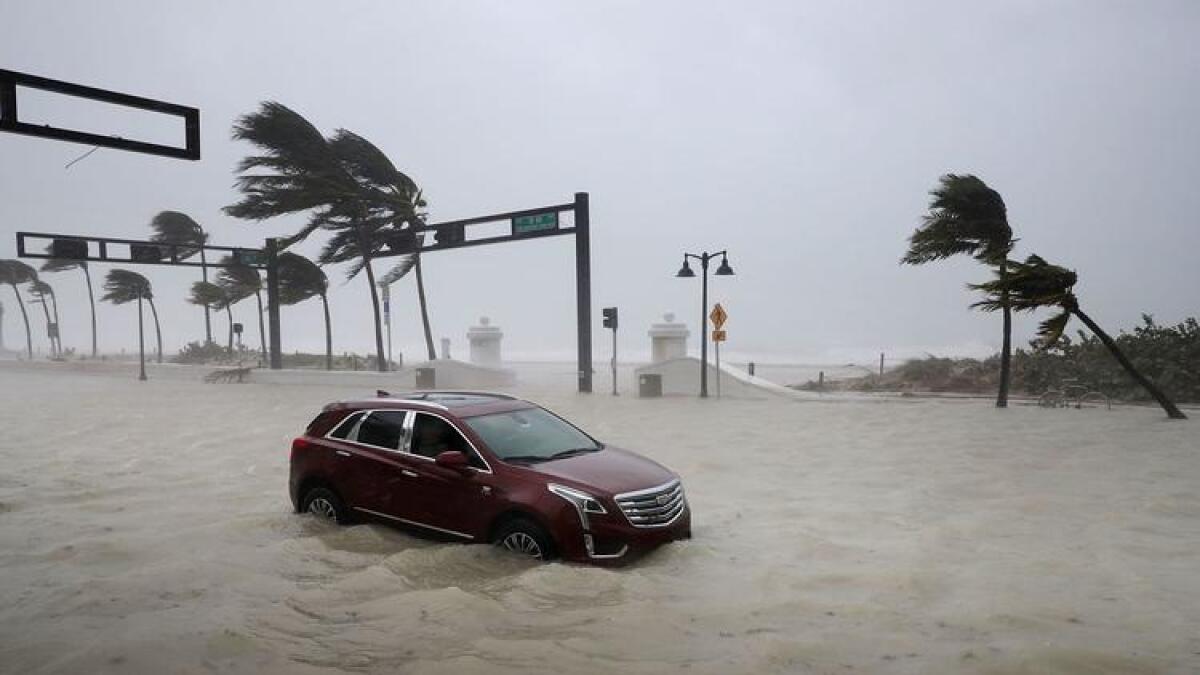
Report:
465,407,599,462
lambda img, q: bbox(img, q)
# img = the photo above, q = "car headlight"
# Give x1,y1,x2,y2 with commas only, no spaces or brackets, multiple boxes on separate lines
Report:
548,484,607,529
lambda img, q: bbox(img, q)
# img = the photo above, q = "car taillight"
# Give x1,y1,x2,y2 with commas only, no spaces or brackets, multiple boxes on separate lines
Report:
291,437,312,457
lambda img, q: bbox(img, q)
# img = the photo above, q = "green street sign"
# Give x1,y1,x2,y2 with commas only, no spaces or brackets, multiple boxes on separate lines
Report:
512,212,558,235
236,249,265,266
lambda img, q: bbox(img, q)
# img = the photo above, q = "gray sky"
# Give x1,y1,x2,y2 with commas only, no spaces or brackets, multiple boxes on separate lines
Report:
2,0,1198,365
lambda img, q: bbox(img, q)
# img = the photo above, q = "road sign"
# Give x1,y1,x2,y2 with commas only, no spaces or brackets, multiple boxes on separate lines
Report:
710,303,727,329
512,212,558,235
712,330,726,342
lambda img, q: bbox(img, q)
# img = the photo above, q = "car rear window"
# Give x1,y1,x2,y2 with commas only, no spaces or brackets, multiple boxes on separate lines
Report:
327,411,363,439
354,411,408,450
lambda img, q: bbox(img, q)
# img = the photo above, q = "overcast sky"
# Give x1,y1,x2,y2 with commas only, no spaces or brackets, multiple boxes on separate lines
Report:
2,0,1198,365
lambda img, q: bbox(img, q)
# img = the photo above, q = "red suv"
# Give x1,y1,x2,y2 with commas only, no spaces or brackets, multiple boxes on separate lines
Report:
289,391,690,563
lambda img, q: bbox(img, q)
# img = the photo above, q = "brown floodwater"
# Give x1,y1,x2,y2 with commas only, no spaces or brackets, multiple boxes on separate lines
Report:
1,363,1198,674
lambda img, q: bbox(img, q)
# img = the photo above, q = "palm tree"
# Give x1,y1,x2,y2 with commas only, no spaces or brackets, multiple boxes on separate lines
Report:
41,249,97,357
0,260,37,359
224,102,427,371
277,252,333,369
150,211,212,344
28,280,60,358
215,256,266,362
102,269,163,364
903,174,1017,407
190,281,234,352
973,255,1186,420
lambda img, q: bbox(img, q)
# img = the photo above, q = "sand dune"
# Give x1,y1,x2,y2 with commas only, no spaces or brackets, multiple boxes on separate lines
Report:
1,361,1198,674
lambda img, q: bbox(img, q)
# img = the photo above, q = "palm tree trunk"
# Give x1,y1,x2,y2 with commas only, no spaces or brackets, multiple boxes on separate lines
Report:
1072,307,1187,420
49,291,63,357
148,298,163,363
320,292,332,371
255,290,267,364
200,248,213,344
82,264,97,357
362,254,387,372
8,283,32,359
226,305,234,352
996,261,1011,408
36,296,54,358
415,254,436,360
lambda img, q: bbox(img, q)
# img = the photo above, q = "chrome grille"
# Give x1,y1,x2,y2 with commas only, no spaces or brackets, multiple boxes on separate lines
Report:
615,480,686,528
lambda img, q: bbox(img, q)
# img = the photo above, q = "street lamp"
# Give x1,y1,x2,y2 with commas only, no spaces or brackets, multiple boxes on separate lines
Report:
675,250,734,397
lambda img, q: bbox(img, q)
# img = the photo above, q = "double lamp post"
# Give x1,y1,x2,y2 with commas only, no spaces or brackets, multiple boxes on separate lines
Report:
676,250,734,398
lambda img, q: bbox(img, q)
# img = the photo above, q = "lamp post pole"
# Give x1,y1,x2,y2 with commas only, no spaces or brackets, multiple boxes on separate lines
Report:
676,250,734,398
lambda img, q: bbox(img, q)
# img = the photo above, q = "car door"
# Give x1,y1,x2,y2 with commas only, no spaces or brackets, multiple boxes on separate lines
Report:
326,409,421,521
400,412,496,539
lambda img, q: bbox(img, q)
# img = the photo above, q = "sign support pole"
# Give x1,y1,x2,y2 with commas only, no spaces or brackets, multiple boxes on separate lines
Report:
265,238,282,370
715,338,721,398
575,192,593,394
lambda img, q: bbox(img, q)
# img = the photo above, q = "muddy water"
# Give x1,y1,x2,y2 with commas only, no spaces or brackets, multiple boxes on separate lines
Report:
2,364,1199,674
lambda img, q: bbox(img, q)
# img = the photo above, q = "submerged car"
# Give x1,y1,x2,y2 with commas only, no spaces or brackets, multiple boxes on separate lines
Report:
289,391,690,563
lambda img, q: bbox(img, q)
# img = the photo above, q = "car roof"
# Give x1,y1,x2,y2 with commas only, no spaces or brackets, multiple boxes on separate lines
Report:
326,391,536,418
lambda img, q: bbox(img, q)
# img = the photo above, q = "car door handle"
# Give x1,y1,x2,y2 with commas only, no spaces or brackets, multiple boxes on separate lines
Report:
335,450,351,457
401,469,419,478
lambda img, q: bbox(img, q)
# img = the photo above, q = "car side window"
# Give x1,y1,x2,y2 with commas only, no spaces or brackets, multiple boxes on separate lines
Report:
328,411,363,440
354,411,408,450
411,413,485,469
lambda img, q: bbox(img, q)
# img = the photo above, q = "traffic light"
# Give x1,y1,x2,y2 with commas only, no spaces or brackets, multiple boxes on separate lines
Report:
130,243,163,263
434,224,465,246
602,307,618,330
50,238,88,260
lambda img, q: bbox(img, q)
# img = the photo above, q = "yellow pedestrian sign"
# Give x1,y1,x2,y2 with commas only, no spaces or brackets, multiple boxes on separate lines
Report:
709,303,727,330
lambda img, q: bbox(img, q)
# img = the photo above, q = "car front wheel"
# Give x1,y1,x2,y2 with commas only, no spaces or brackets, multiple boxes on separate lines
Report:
493,518,554,560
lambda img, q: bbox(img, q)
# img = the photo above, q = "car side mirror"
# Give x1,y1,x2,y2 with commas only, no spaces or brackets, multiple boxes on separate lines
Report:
434,451,471,473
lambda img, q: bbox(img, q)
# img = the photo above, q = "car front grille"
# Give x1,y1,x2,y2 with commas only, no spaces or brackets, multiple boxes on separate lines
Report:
615,480,686,528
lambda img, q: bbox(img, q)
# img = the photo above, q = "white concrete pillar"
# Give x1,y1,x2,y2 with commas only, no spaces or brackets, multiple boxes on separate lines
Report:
440,337,451,360
467,317,503,367
648,312,689,363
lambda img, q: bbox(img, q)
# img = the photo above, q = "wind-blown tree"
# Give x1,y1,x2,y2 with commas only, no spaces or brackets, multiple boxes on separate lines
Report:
102,269,163,363
189,281,234,352
903,174,1017,407
973,255,1186,420
224,102,428,371
277,252,332,370
150,211,213,344
215,256,266,362
0,259,37,358
28,280,61,358
41,249,97,357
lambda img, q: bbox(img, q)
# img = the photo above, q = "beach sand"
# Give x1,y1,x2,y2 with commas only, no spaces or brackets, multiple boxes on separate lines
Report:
1,361,1198,674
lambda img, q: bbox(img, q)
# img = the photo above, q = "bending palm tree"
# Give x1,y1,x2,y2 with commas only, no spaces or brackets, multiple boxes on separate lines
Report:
150,211,212,344
277,252,333,370
102,269,163,366
973,255,1186,420
0,260,38,359
28,280,60,358
216,256,266,363
41,249,97,357
904,174,1016,407
225,102,426,371
190,281,234,352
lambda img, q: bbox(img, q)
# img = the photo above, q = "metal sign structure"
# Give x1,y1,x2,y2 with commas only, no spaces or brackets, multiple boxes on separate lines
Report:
0,69,200,160
374,192,593,393
15,231,282,372
15,192,593,392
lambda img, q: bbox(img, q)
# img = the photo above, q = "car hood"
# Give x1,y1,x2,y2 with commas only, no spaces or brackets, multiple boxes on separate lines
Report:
524,446,677,496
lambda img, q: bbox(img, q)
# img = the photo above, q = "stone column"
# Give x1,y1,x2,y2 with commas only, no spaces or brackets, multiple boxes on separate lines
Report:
467,317,503,367
648,312,689,363
440,337,451,360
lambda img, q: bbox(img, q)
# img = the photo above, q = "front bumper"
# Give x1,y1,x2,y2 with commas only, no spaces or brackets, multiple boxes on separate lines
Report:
555,503,692,564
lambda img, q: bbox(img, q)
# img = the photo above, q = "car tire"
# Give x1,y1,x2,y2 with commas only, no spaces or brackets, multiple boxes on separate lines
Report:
300,486,352,525
493,518,555,561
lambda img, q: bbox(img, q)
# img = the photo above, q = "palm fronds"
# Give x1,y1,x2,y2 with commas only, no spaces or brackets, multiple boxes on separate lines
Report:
102,269,153,304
